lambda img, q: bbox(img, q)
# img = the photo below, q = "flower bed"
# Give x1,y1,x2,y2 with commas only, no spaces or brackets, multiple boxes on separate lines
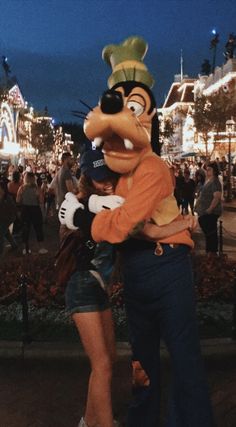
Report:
0,252,235,341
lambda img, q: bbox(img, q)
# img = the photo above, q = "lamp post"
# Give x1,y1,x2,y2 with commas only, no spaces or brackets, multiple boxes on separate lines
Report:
225,118,236,202
210,30,219,73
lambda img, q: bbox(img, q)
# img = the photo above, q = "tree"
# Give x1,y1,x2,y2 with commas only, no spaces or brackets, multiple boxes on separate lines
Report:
193,93,236,158
201,59,211,76
59,122,88,157
224,33,236,62
160,117,174,141
31,119,54,155
210,32,219,73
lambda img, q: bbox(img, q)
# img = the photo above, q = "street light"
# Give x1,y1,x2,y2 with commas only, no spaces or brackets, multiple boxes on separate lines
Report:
225,117,236,202
210,29,219,73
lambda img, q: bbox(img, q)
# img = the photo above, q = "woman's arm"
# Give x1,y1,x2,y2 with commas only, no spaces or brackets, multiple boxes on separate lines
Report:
16,186,23,204
141,215,198,240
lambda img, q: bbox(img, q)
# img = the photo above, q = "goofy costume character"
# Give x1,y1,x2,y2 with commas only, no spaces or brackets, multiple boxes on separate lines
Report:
60,36,215,427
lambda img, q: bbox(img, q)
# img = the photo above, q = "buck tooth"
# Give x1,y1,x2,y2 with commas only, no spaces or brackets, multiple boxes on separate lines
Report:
93,137,103,147
124,139,134,150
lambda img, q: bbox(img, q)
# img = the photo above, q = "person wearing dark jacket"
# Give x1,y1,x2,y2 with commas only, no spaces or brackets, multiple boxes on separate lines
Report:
0,180,17,257
181,169,196,215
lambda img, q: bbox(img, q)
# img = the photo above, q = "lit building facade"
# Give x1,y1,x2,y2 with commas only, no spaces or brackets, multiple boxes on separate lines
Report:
160,57,236,160
0,84,73,171
194,58,236,159
0,84,26,167
159,75,196,159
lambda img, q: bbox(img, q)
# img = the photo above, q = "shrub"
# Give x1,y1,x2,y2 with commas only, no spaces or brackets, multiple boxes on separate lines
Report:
0,253,235,308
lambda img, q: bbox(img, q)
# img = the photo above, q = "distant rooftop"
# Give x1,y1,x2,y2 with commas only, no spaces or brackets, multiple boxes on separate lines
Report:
163,75,195,109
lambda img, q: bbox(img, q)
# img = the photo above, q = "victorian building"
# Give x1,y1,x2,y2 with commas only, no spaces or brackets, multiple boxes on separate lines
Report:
159,74,196,159
160,56,236,160
0,83,28,168
194,57,236,159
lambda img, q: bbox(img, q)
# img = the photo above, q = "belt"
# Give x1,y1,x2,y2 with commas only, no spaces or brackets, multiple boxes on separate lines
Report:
154,242,180,256
117,239,180,256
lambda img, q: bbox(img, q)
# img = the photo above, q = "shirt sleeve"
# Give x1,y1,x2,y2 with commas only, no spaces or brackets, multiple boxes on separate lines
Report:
212,179,222,193
64,169,72,180
91,156,173,243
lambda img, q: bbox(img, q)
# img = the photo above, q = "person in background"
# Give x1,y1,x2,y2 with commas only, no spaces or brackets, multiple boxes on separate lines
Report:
195,161,206,183
195,161,222,255
7,170,22,200
174,168,184,209
0,165,10,187
195,169,205,199
0,180,17,257
36,174,48,222
181,169,196,215
16,172,48,255
71,162,80,194
219,156,228,195
56,152,76,208
44,173,56,220
8,170,23,236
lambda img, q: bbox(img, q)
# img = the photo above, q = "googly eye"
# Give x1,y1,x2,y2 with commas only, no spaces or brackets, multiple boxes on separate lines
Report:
127,101,145,117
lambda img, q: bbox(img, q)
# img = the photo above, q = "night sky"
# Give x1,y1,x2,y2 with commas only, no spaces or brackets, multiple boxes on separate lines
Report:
0,0,236,123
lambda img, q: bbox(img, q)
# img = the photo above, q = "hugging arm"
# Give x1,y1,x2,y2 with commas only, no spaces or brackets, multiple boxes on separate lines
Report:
140,215,198,240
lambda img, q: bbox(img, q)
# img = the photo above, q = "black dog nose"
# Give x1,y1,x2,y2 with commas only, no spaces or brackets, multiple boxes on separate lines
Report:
100,90,123,114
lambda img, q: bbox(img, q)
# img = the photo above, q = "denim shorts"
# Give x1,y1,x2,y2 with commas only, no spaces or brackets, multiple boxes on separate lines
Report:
65,270,110,314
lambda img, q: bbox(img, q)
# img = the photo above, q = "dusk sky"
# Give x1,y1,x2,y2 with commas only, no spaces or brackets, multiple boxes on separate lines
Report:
0,0,236,123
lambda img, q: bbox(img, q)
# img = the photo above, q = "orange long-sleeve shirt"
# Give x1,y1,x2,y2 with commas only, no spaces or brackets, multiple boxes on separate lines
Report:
91,154,194,248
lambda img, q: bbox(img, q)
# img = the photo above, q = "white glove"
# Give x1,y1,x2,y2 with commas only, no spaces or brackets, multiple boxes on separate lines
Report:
88,194,125,214
58,192,84,230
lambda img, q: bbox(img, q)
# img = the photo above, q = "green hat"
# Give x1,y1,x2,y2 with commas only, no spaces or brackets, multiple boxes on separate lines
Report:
102,36,155,89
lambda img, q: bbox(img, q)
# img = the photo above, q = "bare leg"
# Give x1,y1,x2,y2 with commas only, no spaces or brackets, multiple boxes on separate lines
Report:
72,308,116,427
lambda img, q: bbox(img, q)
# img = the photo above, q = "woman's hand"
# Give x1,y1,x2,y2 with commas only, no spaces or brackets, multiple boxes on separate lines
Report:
184,214,198,231
142,215,198,240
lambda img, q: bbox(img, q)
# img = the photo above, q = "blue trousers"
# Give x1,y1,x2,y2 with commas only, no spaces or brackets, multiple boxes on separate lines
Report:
122,244,215,427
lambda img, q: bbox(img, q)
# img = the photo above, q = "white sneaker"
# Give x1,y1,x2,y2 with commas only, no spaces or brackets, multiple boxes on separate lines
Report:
22,249,31,255
78,417,88,427
78,416,119,427
38,248,48,254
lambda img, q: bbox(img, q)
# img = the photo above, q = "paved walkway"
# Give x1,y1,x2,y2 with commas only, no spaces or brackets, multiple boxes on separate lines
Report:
0,340,236,427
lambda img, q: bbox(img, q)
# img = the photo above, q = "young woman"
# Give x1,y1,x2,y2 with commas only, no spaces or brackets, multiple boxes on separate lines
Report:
195,161,222,254
59,149,198,427
59,149,119,427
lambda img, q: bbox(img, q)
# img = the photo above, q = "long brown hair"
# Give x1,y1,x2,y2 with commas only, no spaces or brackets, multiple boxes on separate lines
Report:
23,172,37,187
77,173,119,200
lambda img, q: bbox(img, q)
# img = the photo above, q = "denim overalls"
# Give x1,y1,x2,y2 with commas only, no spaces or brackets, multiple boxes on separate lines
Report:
119,239,215,427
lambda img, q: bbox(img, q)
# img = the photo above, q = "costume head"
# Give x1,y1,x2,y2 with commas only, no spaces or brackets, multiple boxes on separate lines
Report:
84,36,160,174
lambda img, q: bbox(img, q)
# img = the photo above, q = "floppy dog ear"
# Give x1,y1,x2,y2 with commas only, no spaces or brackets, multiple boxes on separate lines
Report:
151,112,162,156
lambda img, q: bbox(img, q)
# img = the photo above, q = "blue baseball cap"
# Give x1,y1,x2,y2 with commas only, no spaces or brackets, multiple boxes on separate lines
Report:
80,149,117,182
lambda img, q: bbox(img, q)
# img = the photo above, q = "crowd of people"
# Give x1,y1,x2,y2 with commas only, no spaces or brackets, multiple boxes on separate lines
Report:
171,158,228,254
0,154,230,258
0,151,83,257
